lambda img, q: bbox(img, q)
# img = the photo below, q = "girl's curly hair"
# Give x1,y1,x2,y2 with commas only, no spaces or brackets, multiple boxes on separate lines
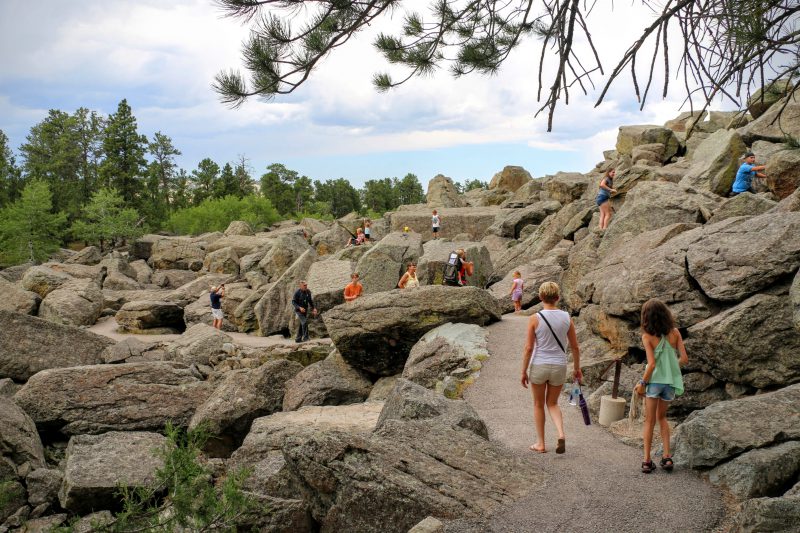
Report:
640,298,675,337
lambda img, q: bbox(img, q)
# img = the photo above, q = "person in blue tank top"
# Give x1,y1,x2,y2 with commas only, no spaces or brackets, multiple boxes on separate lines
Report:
731,152,767,194
634,299,689,473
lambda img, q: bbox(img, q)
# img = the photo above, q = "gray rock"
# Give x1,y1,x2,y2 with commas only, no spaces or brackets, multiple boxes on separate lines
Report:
686,211,800,302
259,233,311,281
102,269,141,291
25,468,61,506
0,310,113,381
0,480,26,523
147,237,205,271
664,111,707,132
21,266,71,298
0,397,46,471
739,88,800,144
164,323,232,365
747,78,795,119
43,262,105,282
101,337,161,363
0,379,20,397
409,516,445,533
416,239,492,288
128,259,152,285
236,493,314,533
672,383,800,468
323,285,501,376
115,300,185,333
205,233,276,257
59,431,166,513
0,262,33,283
225,220,254,236
38,278,104,327
502,179,545,207
367,375,401,402
376,379,488,438
189,359,303,455
486,201,561,239
130,234,161,261
616,125,679,162
427,174,466,208
488,166,532,192
0,277,40,315
402,323,488,398
764,147,800,200
300,259,353,337
792,269,800,332
355,231,423,294
709,441,800,500
202,246,240,275
388,207,500,243
18,513,67,532
248,341,333,368
540,172,590,204
686,293,800,388
282,351,373,411
183,283,253,332
489,256,564,313
733,496,800,533
680,129,747,195
707,192,777,223
151,268,200,289
72,511,114,533
255,249,317,336
64,246,102,265
14,362,213,435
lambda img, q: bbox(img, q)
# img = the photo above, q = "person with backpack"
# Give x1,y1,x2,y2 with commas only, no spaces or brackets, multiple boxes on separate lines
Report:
443,249,473,286
520,282,582,454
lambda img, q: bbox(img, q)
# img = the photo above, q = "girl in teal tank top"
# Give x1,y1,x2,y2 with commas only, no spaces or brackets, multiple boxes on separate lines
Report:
634,299,689,473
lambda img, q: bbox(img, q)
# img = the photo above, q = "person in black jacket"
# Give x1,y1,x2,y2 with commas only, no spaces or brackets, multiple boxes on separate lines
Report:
292,280,318,342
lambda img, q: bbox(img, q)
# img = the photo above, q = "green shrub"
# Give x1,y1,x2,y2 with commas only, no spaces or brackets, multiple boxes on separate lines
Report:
166,195,280,235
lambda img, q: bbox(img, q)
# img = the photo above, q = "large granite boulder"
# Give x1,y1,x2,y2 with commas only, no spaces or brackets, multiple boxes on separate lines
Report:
14,362,213,435
540,172,590,204
488,166,532,193
45,262,105,282
426,174,465,208
255,249,317,336
672,383,800,468
485,201,561,239
764,147,800,200
708,441,800,501
130,234,161,261
280,420,543,532
0,397,46,474
282,351,373,411
355,232,423,294
148,237,205,271
488,256,564,313
739,89,800,144
59,431,166,513
686,211,800,301
792,269,800,332
102,269,141,291
0,310,113,381
416,240,492,288
664,111,707,132
38,278,104,327
164,323,231,365
747,78,795,119
463,187,512,207
21,266,71,298
733,496,800,533
685,293,800,388
389,207,500,242
183,283,254,332
202,246,240,275
151,268,200,289
323,286,501,376
258,233,312,282
288,259,353,339
376,379,487,438
205,233,274,257
0,278,40,315
225,220,254,236
707,192,777,223
616,125,680,162
189,359,303,455
680,129,747,195
64,246,102,265
115,300,185,334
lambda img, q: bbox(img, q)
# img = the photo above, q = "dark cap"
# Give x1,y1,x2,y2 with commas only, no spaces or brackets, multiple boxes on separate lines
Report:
744,152,755,158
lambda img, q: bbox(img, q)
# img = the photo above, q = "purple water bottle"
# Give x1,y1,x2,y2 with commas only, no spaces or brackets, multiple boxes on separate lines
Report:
578,391,591,425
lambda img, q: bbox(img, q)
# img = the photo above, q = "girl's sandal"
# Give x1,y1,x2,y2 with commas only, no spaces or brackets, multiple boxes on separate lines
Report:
641,460,656,474
660,457,674,471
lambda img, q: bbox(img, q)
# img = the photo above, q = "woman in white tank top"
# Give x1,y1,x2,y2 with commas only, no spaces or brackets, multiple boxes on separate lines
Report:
520,282,582,454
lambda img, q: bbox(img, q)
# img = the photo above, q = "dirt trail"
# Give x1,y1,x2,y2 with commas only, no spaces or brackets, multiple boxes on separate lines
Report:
448,313,725,533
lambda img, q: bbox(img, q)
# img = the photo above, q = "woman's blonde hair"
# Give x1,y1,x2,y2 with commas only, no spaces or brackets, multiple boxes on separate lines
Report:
538,281,560,304
456,248,466,258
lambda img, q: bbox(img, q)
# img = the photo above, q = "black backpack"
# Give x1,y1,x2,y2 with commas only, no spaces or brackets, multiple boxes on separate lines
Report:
443,252,461,285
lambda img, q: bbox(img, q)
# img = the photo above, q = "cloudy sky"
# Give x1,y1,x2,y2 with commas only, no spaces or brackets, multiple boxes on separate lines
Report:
0,0,731,187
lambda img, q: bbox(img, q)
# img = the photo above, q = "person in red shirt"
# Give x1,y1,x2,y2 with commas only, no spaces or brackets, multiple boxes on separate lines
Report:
344,272,363,302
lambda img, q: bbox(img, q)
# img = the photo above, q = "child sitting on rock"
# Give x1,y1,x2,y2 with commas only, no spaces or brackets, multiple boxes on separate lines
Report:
633,299,688,473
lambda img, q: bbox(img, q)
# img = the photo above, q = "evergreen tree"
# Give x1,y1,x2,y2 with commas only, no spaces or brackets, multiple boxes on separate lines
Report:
148,132,181,203
463,178,488,192
0,130,23,207
72,107,105,204
99,99,148,207
314,178,361,218
215,162,239,198
395,173,425,205
260,163,297,215
71,188,142,252
191,158,220,205
0,180,67,265
293,175,314,214
234,155,254,197
362,177,396,213
173,169,191,210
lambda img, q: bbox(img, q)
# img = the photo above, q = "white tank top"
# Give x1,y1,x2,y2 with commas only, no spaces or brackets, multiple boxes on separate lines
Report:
530,309,570,367
405,273,419,288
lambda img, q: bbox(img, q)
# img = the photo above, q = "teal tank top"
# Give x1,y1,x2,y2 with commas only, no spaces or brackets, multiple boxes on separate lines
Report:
649,336,684,396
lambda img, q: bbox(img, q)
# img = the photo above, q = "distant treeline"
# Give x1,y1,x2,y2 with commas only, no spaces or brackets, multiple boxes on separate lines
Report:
0,98,486,266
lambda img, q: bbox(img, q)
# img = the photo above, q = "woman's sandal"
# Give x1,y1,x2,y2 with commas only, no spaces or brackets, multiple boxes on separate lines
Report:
556,438,566,454
641,460,656,473
660,456,674,471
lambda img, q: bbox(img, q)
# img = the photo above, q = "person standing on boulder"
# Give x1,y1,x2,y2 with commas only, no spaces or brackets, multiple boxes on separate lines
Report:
363,219,372,242
731,152,768,195
344,272,364,302
431,209,441,239
209,284,225,330
520,282,582,454
596,168,617,230
292,280,318,342
633,299,688,473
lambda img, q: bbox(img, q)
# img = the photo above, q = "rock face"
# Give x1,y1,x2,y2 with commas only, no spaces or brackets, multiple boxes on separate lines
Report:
389,207,500,242
14,362,213,435
148,238,205,271
21,266,71,298
733,496,800,533
0,310,113,381
281,420,544,532
792,270,800,332
164,323,231,365
59,431,166,513
616,125,679,162
672,383,800,469
708,193,776,223
540,172,589,204
115,300,185,333
259,233,312,282
426,174,465,208
0,277,40,315
282,351,373,411
764,147,800,199
708,441,800,500
323,286,501,376
151,269,199,289
356,232,423,294
488,257,564,313
681,129,747,195
189,359,303,455
38,278,104,327
416,240,492,288
203,246,240,275
747,78,795,119
739,89,800,144
225,220,254,236
64,246,102,265
0,396,46,472
255,249,317,336
488,166,532,193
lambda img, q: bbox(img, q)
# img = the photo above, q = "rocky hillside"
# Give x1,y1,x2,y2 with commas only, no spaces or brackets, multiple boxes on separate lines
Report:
1,88,799,531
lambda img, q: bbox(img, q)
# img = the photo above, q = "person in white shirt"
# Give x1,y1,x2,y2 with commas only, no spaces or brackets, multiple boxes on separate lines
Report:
431,210,441,239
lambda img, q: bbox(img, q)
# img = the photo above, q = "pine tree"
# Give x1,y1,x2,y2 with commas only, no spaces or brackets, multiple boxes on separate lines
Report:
191,158,220,205
314,178,361,219
145,132,181,225
0,180,67,265
233,155,254,197
260,163,297,215
173,169,190,210
71,188,142,252
99,99,148,207
215,162,239,198
395,173,425,205
0,130,23,208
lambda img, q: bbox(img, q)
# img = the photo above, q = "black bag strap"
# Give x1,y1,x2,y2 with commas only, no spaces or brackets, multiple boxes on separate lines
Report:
537,312,566,354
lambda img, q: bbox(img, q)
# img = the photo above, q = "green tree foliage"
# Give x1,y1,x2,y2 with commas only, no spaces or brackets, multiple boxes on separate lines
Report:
395,173,425,205
260,163,298,215
167,195,280,235
215,163,239,199
70,188,143,252
0,180,67,265
100,99,148,207
191,158,220,205
0,130,23,207
233,155,255,197
362,177,396,213
173,169,191,210
145,132,182,225
19,108,104,219
314,178,361,218
464,179,488,192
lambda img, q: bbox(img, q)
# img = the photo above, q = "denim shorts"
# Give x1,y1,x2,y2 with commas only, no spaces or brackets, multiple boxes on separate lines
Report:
596,194,610,206
645,383,675,401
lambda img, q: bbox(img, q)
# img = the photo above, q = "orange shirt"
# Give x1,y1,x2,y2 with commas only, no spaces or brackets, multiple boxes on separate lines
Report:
344,282,363,301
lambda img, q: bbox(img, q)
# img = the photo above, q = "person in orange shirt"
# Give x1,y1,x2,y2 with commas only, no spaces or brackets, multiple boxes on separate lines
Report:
344,272,363,302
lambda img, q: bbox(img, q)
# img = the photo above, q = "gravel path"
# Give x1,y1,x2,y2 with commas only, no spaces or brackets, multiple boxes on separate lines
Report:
447,313,726,533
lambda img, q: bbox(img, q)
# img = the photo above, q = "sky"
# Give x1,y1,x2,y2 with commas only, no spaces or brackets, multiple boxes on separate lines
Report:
0,0,736,188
